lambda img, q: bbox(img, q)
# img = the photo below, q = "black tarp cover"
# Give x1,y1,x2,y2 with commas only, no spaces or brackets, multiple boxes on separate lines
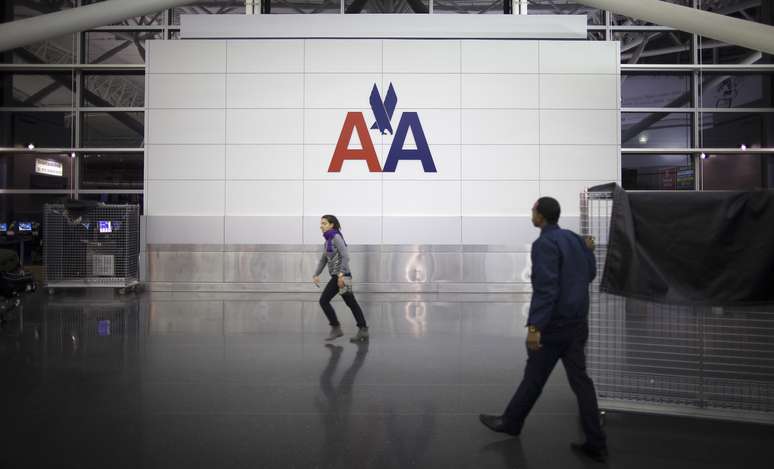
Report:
593,183,774,305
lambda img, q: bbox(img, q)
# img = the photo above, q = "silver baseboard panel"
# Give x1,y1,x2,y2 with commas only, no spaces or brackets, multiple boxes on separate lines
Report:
145,244,534,293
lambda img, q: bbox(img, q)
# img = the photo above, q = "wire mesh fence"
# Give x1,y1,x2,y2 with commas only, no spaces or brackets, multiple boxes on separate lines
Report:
43,203,140,290
580,190,774,424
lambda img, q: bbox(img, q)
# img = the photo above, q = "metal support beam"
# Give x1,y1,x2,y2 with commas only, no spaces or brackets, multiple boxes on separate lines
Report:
0,0,205,53
575,0,774,56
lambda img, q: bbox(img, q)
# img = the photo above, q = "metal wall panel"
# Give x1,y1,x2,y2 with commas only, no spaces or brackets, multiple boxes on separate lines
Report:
147,245,534,292
148,251,224,282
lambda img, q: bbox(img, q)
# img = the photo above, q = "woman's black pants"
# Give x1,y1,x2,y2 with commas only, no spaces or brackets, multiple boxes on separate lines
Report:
319,276,367,329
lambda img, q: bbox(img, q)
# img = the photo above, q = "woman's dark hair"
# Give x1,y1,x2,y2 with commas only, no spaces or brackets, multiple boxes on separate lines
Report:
535,197,561,224
321,214,341,230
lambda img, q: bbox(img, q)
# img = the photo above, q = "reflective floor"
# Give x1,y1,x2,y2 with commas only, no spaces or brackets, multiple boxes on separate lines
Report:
0,291,771,469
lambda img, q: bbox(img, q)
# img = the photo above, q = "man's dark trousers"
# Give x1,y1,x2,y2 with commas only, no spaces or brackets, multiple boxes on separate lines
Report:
503,320,606,449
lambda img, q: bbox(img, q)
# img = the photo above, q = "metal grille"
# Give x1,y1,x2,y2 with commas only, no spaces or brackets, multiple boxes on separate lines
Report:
43,204,140,288
580,190,774,425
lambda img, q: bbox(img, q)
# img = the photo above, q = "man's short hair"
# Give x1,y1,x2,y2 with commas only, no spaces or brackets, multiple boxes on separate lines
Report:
535,197,561,224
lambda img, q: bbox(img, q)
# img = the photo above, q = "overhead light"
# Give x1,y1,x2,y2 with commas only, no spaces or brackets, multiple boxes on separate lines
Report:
700,152,707,159
70,152,76,158
740,144,747,151
638,134,649,144
27,143,35,150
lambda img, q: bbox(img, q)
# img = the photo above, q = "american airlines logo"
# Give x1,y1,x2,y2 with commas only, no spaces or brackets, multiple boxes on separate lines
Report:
328,83,437,173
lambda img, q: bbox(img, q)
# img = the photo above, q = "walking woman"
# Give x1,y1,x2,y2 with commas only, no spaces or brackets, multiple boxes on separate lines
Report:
312,215,369,343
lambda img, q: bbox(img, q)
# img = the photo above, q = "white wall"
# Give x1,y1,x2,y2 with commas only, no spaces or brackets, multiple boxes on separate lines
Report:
145,39,619,246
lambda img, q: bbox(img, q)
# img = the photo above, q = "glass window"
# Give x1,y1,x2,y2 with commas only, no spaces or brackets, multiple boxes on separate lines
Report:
83,73,145,108
81,112,144,148
0,34,77,64
0,72,75,108
622,72,692,108
79,193,144,214
700,2,773,26
80,153,143,190
271,0,341,14
701,154,768,190
699,37,772,65
611,0,691,25
527,1,604,24
434,1,502,14
85,31,162,65
622,154,694,190
0,0,75,22
82,0,164,25
700,72,774,108
622,112,693,148
0,112,74,148
614,31,693,65
345,0,428,13
0,153,73,190
171,1,245,24
587,30,606,41
700,112,774,148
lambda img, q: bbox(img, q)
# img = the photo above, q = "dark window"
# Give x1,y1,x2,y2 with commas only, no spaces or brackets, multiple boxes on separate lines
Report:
701,154,769,190
622,72,692,108
0,72,76,107
700,112,774,148
700,72,774,108
81,112,144,148
622,112,693,148
80,153,143,190
526,1,604,24
78,193,144,214
0,153,73,190
0,112,74,148
614,31,693,65
83,73,145,108
622,154,694,190
85,31,162,65
171,1,245,24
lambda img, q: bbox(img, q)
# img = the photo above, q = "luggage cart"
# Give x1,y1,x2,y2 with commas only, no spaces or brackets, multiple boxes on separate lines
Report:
43,203,141,295
580,190,774,425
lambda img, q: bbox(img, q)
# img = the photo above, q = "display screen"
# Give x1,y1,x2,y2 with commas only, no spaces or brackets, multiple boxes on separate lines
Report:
0,223,6,232
18,222,32,231
98,221,112,233
97,320,111,336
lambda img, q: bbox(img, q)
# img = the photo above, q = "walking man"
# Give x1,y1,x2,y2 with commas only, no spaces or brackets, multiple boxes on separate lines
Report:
479,197,608,463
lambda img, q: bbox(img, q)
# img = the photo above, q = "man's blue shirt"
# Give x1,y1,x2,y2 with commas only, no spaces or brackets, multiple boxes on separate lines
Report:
527,224,597,331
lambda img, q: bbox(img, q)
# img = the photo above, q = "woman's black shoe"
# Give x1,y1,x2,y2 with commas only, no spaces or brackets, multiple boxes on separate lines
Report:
570,442,608,463
478,414,520,436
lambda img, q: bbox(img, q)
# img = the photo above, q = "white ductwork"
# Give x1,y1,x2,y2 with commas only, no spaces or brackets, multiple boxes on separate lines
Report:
576,0,774,56
0,0,204,53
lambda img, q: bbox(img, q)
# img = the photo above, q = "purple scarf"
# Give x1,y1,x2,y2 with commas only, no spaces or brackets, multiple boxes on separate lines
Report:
323,229,347,253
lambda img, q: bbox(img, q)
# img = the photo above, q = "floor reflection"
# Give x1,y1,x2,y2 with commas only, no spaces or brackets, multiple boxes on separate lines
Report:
0,291,771,469
318,342,369,467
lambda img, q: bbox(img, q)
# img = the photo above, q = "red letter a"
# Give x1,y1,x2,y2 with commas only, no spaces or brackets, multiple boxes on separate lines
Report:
328,112,381,172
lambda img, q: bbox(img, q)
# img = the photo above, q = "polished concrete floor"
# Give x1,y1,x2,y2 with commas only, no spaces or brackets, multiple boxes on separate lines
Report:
0,290,771,469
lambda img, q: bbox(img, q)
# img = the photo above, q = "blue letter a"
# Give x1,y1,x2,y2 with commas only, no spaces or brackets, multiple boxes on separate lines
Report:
383,112,436,173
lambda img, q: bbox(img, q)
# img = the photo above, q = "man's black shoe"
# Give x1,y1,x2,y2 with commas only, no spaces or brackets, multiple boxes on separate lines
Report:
478,414,520,436
570,442,608,463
